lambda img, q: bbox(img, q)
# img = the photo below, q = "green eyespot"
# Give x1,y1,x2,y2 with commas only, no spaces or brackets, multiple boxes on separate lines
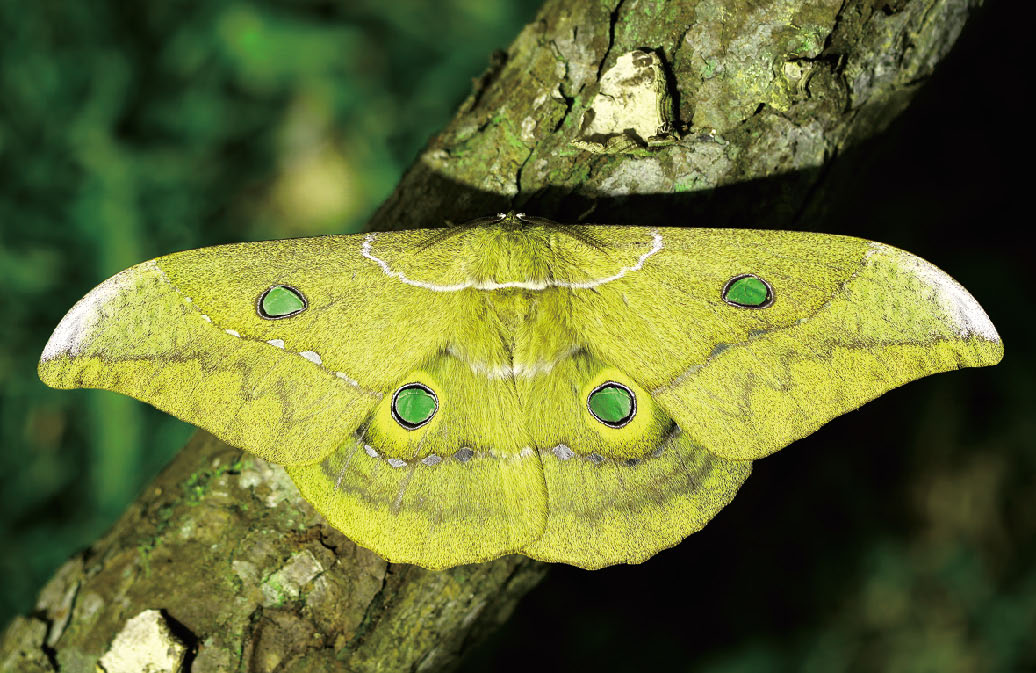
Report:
392,383,438,430
587,381,636,428
722,274,773,308
258,285,307,319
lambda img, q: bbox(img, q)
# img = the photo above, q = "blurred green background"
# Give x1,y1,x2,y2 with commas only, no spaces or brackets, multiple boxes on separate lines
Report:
2,1,1033,672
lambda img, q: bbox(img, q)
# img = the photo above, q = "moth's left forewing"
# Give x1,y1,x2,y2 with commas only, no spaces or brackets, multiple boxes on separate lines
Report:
38,233,463,466
610,228,1002,461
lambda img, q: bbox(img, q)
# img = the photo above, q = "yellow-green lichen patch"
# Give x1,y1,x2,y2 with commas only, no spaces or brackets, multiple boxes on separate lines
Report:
679,0,842,130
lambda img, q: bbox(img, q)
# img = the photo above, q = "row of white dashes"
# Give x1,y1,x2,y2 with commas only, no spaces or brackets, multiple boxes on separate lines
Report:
190,305,376,396
362,441,469,467
362,435,675,469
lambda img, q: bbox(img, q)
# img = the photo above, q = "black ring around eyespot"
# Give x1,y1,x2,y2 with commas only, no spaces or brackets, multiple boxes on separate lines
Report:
391,382,439,431
721,274,774,309
586,381,637,429
256,284,308,320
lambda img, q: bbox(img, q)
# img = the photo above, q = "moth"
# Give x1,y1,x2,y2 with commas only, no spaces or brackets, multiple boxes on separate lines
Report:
39,213,1003,569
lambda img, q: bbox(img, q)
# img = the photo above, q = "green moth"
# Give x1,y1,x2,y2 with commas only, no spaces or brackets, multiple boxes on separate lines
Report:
38,213,1003,569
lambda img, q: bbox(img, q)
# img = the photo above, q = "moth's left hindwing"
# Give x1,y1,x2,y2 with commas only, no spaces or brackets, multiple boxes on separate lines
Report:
40,221,1002,569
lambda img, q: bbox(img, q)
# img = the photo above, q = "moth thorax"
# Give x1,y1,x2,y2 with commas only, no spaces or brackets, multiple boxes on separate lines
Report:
465,225,553,288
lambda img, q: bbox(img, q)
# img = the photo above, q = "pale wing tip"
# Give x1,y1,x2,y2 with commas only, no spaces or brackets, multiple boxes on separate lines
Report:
39,261,160,368
879,245,1002,348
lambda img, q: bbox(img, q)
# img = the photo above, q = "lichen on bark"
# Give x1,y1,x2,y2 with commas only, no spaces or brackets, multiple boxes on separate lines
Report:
1,1,982,671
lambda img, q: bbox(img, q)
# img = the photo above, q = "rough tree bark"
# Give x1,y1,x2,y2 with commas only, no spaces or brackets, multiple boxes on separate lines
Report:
1,0,983,671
